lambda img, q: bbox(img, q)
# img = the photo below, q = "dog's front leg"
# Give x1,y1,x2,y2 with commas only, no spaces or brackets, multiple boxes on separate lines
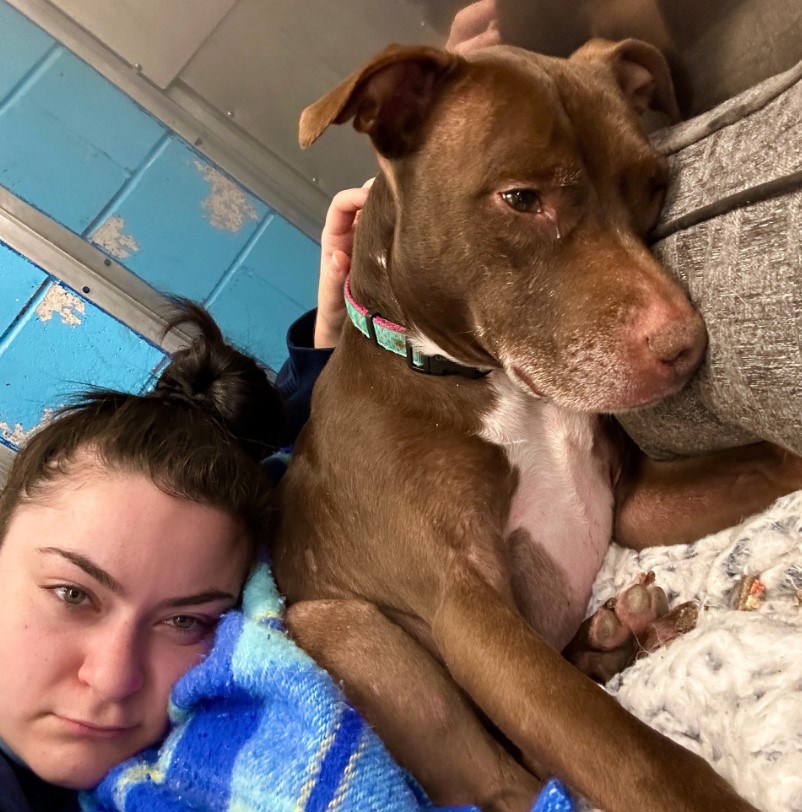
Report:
432,561,758,812
614,440,802,548
285,598,541,812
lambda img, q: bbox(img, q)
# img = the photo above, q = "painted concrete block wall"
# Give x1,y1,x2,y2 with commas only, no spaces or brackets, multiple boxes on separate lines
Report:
0,1,320,453
0,244,165,451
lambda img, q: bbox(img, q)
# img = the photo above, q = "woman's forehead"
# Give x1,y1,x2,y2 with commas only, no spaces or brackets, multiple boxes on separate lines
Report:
5,470,248,597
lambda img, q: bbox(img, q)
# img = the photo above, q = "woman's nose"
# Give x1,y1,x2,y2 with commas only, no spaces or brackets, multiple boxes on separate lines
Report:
78,622,146,700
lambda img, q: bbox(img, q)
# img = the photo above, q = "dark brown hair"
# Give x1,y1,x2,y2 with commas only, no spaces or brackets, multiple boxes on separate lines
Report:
0,300,286,573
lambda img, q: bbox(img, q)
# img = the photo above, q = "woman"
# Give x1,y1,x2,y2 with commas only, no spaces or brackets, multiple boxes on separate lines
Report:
0,300,286,811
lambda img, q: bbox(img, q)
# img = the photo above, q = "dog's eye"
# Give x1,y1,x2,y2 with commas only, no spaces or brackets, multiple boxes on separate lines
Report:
500,189,542,214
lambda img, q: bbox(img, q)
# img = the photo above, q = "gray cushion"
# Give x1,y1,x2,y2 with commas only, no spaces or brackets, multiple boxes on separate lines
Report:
617,59,802,458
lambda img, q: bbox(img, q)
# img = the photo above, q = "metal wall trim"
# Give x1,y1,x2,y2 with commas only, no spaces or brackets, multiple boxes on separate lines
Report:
45,0,239,90
8,0,326,242
0,443,14,487
0,187,189,354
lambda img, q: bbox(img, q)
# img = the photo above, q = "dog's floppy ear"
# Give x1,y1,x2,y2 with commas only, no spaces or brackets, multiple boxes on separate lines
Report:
299,44,460,158
570,38,680,121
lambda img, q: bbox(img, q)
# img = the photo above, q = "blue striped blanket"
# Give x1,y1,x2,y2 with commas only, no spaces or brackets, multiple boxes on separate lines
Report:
83,563,573,812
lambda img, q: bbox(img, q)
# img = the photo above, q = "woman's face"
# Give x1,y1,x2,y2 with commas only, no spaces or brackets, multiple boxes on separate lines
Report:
0,467,247,789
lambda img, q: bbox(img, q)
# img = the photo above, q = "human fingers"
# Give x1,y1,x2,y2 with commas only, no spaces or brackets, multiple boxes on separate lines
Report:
321,185,371,256
445,0,501,53
314,248,349,349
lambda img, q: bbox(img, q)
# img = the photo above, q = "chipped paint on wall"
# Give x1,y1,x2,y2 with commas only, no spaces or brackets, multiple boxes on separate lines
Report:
92,215,140,258
35,285,86,326
0,408,52,448
194,160,258,232
0,420,30,446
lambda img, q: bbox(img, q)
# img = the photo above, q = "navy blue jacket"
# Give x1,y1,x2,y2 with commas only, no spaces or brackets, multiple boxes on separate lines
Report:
0,751,79,812
275,308,333,446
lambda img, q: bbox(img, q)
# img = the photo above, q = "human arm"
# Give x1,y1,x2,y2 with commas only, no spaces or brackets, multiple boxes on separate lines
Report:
313,182,372,349
274,182,372,445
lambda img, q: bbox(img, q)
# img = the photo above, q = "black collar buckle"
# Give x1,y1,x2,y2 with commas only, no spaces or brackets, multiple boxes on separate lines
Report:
405,340,490,379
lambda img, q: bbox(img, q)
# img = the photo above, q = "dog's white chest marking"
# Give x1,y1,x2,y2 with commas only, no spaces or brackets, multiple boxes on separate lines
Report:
479,373,615,633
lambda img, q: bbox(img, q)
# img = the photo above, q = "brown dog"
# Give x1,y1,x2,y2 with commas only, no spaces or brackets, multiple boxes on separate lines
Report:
275,40,801,811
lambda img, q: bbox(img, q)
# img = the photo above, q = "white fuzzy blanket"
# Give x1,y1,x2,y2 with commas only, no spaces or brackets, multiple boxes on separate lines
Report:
579,491,802,812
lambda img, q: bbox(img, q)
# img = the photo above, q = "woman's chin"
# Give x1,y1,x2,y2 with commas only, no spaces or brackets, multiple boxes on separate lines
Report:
31,742,141,790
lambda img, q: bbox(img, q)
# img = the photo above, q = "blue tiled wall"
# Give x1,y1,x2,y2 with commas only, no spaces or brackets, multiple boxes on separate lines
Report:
0,1,320,449
0,47,168,233
0,246,165,450
92,137,268,301
0,242,46,329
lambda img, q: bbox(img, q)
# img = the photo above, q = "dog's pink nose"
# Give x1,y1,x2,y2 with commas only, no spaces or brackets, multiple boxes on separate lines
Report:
645,310,707,375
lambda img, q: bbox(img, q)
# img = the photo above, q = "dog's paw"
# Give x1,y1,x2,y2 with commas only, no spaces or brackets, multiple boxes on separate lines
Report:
563,572,698,683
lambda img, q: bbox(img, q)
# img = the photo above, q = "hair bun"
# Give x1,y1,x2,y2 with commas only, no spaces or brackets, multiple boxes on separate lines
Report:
155,299,287,460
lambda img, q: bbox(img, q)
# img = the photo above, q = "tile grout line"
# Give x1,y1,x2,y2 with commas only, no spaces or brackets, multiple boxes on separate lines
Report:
203,209,275,310
0,39,60,116
0,276,51,356
80,130,173,241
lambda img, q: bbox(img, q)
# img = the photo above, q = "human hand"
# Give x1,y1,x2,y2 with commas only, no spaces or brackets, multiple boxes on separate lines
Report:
314,179,373,349
445,0,502,54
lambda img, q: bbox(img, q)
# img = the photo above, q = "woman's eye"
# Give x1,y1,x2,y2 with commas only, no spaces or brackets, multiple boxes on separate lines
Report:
169,615,199,631
54,585,88,606
500,189,542,213
164,615,217,640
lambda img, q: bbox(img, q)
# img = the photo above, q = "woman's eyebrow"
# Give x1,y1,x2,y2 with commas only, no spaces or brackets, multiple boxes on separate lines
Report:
37,546,124,594
36,547,236,608
163,590,237,608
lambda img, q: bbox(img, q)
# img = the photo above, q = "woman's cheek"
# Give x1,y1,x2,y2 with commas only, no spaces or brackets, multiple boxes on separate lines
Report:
154,637,211,696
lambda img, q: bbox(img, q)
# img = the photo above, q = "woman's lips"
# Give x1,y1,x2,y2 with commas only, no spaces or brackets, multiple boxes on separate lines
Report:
56,716,135,739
